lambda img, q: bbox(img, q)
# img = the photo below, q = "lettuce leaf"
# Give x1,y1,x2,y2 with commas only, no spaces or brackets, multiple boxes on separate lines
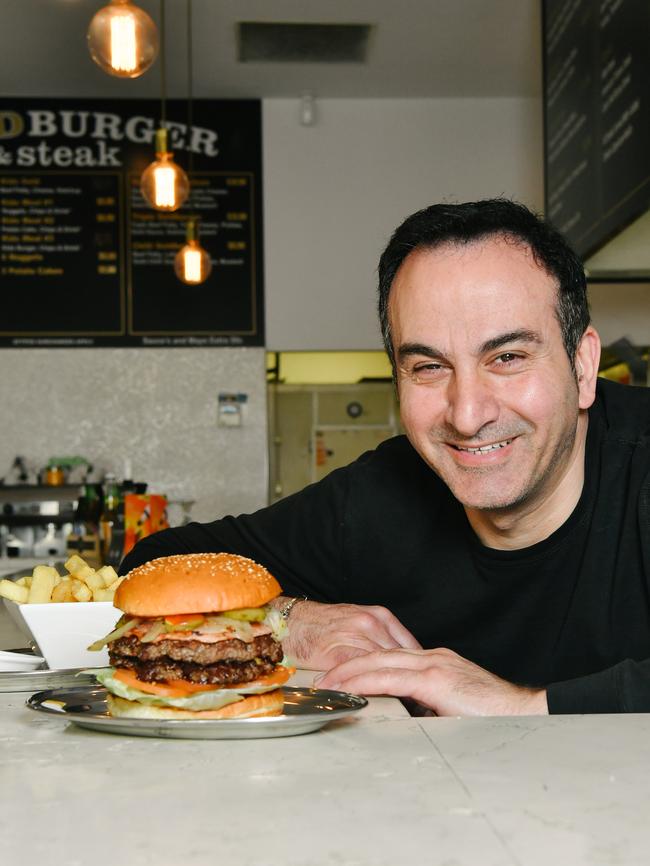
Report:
263,607,288,642
92,667,285,711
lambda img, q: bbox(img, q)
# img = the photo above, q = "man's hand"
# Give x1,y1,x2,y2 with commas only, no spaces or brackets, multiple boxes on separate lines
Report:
316,647,548,716
279,599,422,670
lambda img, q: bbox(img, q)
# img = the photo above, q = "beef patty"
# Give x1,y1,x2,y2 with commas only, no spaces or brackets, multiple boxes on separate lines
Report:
109,633,283,686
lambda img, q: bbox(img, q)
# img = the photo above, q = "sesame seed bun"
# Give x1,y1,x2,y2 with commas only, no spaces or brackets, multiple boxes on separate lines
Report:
114,553,282,617
106,688,285,720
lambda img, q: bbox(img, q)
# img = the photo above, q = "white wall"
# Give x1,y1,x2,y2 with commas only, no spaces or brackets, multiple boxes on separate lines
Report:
263,97,649,350
588,283,650,346
263,97,545,350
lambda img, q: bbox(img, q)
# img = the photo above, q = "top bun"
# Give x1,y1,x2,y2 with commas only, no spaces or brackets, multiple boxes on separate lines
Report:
114,553,282,617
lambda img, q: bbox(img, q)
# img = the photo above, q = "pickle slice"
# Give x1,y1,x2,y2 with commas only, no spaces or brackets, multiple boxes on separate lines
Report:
141,619,167,643
164,615,206,632
86,616,141,651
223,607,266,622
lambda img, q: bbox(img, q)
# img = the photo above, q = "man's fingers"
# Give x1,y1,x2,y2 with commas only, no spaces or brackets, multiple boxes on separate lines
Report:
318,647,435,688
365,606,423,650
285,599,421,669
383,618,422,650
320,666,424,699
320,643,372,668
321,629,403,666
333,608,405,651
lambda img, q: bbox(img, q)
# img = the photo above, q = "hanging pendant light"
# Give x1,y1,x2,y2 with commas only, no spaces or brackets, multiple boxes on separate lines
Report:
172,0,211,286
87,0,158,78
174,218,212,285
140,127,190,211
139,0,189,212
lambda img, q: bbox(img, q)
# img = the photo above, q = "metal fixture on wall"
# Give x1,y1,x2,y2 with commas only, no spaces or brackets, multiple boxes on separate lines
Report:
299,92,316,127
140,0,190,212
87,0,159,78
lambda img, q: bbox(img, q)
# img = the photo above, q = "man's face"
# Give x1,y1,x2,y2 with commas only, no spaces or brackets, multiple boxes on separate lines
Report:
389,237,595,513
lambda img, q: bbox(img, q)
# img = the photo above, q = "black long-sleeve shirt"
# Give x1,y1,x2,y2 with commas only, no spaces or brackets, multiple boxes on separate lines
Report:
121,378,650,714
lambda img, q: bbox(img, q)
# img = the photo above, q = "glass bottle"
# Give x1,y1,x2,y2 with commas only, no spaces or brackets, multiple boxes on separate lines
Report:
100,474,122,563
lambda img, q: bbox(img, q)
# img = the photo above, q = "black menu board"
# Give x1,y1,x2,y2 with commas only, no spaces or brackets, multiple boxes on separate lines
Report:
543,0,650,259
0,99,263,347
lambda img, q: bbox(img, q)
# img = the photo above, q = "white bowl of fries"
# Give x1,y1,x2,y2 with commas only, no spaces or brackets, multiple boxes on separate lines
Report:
0,555,124,670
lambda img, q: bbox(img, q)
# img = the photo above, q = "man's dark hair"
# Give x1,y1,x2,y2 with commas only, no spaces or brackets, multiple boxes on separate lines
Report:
377,198,590,373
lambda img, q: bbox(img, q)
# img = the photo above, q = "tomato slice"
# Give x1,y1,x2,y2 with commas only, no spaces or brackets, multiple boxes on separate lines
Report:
221,665,295,690
113,665,295,698
164,613,206,630
114,669,216,698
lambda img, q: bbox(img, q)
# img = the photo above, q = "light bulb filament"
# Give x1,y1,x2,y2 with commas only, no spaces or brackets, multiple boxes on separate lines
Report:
183,248,203,283
110,13,137,73
153,165,177,208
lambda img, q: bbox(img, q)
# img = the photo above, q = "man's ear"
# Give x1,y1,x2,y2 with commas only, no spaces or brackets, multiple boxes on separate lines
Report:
575,326,601,410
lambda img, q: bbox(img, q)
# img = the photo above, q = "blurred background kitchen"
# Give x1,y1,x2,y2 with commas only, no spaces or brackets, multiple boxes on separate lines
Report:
0,0,648,575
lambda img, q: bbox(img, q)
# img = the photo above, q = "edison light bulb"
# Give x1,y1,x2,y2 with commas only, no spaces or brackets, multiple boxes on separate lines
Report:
174,219,212,285
87,0,158,78
140,128,190,212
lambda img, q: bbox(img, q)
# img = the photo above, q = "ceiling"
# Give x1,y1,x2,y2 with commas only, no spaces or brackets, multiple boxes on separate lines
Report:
0,0,542,100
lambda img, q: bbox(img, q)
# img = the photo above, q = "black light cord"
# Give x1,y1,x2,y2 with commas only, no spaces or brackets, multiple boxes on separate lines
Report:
187,0,193,175
159,0,167,124
187,0,197,220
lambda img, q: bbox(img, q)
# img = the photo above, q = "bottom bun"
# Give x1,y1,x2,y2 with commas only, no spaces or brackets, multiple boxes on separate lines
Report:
106,689,285,720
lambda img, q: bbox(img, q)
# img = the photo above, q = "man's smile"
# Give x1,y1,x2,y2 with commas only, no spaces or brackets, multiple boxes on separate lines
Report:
443,435,519,467
451,438,514,453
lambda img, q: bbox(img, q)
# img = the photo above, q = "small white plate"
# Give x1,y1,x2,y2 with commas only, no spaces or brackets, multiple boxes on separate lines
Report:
0,648,45,672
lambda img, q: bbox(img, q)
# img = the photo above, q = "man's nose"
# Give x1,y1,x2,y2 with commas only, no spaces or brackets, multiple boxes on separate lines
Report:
445,368,500,437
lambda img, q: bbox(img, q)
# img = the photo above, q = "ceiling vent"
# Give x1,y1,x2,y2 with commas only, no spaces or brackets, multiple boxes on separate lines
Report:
238,22,372,63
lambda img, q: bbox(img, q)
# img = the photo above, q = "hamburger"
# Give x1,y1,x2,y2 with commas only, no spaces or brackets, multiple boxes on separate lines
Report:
88,552,291,720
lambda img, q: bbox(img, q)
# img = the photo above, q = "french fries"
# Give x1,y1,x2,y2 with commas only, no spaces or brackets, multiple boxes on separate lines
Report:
0,556,124,605
28,565,58,604
0,579,28,604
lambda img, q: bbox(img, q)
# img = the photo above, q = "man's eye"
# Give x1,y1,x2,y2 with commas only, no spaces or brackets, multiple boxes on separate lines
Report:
494,352,522,366
409,363,446,382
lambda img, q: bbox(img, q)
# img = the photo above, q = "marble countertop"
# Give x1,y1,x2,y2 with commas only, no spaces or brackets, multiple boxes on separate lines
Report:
1,607,649,865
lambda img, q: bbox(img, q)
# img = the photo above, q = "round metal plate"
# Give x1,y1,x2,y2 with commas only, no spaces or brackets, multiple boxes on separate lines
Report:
26,685,368,739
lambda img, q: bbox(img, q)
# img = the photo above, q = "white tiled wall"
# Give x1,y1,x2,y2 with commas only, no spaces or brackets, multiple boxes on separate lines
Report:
0,348,268,523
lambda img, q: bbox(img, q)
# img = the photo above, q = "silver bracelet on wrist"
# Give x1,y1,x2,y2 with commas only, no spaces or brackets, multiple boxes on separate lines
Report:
279,595,308,621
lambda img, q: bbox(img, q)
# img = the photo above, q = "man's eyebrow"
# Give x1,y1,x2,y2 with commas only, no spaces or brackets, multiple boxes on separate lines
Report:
479,329,542,354
397,343,449,364
396,330,542,365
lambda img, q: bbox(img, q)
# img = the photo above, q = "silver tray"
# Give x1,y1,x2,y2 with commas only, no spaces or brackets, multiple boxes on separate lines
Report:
0,667,97,693
26,685,368,739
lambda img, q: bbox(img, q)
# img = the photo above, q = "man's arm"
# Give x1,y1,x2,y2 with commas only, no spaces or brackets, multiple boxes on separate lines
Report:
546,659,650,713
317,647,548,716
273,599,422,670
317,648,650,715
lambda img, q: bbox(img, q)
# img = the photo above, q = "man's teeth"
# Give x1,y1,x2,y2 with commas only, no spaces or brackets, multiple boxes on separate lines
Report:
455,439,512,453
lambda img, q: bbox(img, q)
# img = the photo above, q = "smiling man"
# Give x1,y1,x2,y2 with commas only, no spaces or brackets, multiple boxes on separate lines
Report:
122,200,650,716
388,235,599,547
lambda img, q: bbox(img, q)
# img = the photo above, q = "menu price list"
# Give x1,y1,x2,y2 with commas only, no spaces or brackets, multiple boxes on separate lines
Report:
544,0,650,258
0,172,123,338
129,173,258,338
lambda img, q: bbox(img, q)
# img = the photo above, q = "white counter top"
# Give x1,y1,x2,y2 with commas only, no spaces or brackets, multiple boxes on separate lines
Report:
2,606,649,865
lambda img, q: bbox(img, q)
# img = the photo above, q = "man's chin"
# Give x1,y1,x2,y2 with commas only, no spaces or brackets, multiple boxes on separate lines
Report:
445,480,528,513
